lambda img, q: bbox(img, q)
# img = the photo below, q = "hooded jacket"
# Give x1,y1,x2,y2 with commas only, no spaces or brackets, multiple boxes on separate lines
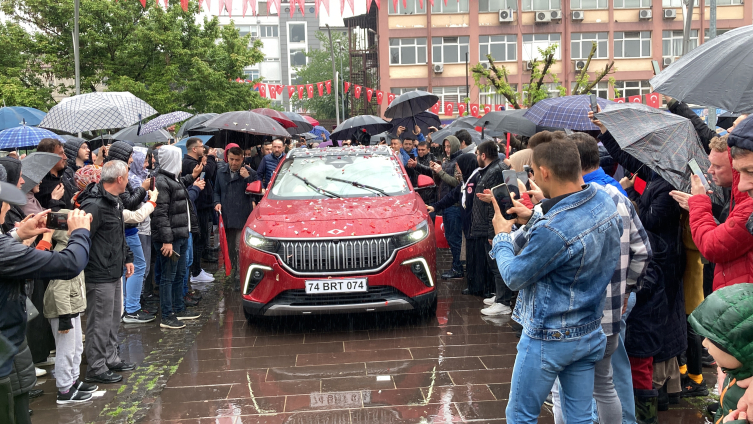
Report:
62,137,87,195
151,146,199,244
432,153,480,236
78,182,133,282
0,158,26,232
105,142,147,230
182,153,217,210
438,136,463,202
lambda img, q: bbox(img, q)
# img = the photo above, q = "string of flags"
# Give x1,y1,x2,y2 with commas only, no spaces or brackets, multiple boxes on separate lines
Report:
137,0,387,18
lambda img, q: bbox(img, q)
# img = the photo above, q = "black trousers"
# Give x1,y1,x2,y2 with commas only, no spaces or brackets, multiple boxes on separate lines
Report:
484,239,514,305
190,209,213,277
0,377,30,424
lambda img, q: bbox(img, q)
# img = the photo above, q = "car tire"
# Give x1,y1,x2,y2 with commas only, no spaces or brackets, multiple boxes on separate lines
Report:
415,297,438,318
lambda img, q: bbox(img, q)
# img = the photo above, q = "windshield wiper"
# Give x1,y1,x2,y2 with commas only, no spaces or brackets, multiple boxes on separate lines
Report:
326,176,388,197
291,173,342,199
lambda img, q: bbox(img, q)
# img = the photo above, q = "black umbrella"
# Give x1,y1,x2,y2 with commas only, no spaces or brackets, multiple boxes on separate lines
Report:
716,111,740,130
112,124,172,145
650,25,753,113
445,116,478,130
202,111,290,138
175,113,219,139
383,90,440,119
390,111,442,137
431,127,491,146
87,134,115,151
330,116,392,141
282,112,314,135
475,110,538,137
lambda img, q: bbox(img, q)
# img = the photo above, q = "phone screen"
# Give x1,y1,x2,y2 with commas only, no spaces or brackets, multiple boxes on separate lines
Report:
170,251,181,262
46,212,68,230
516,171,530,190
199,172,206,180
688,159,711,192
651,60,661,75
149,177,155,191
491,183,517,221
589,94,599,113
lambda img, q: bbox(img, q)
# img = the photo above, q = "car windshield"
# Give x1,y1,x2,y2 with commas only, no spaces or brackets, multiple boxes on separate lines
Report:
268,154,410,200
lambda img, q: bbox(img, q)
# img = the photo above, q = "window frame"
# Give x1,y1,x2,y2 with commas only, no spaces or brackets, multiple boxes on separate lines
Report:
388,0,427,15
613,80,652,98
390,87,428,95
432,86,466,115
260,25,279,38
571,81,610,99
522,33,561,62
389,38,428,66
432,36,470,64
521,0,562,11
479,84,518,108
479,35,517,62
571,32,609,60
478,0,518,12
613,0,652,8
662,29,699,58
431,0,470,13
288,22,307,44
570,0,608,9
613,31,652,59
289,48,307,68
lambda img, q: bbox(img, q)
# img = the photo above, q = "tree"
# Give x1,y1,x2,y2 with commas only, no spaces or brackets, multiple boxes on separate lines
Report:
1,0,269,114
0,22,57,110
472,42,617,109
292,31,349,120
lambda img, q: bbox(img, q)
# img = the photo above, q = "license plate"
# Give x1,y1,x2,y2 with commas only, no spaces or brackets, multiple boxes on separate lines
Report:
305,278,367,294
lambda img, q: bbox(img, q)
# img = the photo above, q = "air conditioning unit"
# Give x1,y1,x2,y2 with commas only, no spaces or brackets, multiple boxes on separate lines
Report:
571,10,584,21
433,63,444,73
550,10,563,21
525,61,534,71
573,60,587,71
498,8,514,22
481,62,491,70
535,11,551,23
663,56,675,67
639,9,652,20
663,9,677,19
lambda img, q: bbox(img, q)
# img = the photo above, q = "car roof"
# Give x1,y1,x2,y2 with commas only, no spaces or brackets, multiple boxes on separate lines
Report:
287,145,394,159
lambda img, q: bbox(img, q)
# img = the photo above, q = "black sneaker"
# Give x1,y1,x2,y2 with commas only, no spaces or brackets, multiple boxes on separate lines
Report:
183,296,199,307
160,315,186,329
73,380,98,393
28,389,43,399
84,371,122,384
57,388,92,404
108,361,136,372
707,401,719,416
122,309,156,324
175,309,202,320
681,377,709,397
441,269,464,280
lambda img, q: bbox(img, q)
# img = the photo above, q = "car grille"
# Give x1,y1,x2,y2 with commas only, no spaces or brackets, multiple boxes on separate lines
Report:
272,286,404,307
276,237,395,273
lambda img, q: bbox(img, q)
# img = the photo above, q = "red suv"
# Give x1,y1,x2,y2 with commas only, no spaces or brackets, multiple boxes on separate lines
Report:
241,145,437,319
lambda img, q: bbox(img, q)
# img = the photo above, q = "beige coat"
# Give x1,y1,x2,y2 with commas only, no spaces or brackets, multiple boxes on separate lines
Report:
43,230,87,318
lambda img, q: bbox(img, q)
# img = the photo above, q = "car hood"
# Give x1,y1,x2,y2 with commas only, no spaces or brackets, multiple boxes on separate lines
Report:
250,193,428,238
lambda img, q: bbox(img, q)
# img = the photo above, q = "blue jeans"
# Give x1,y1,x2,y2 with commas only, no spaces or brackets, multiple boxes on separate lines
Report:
123,232,146,314
182,234,193,297
443,206,463,272
611,293,637,424
154,237,189,318
507,330,606,424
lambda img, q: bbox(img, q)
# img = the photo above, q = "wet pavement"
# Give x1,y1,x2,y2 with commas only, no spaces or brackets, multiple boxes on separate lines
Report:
29,249,714,423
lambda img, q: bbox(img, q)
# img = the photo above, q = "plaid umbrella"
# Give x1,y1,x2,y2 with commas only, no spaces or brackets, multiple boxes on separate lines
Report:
0,125,65,150
202,111,290,138
139,111,193,136
283,112,314,135
596,103,724,205
39,91,157,134
525,95,615,131
0,107,46,130
310,125,331,140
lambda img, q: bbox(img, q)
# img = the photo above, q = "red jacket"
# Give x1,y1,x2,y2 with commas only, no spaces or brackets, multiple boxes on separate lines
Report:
688,150,753,290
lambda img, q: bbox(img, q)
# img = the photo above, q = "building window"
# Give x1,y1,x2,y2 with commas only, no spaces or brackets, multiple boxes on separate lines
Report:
432,86,466,114
257,2,279,15
613,0,651,7
290,49,307,67
663,0,698,5
480,35,517,62
389,38,428,65
706,0,742,4
244,69,260,80
235,25,258,37
571,0,608,8
571,81,609,98
704,28,731,41
614,31,651,58
521,0,561,11
432,0,469,13
522,83,561,103
522,33,561,62
289,23,306,43
480,84,518,108
432,37,470,64
261,25,278,38
390,87,428,95
571,33,608,59
662,30,698,58
388,0,426,15
614,80,651,97
478,0,517,12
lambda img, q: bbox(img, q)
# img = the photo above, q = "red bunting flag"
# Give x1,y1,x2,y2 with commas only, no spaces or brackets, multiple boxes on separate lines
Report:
242,0,256,16
629,95,643,104
388,93,396,105
267,0,280,14
317,82,324,96
495,105,504,111
288,85,296,99
306,84,314,99
376,90,384,104
325,80,332,94
354,85,362,99
269,87,277,99
645,92,661,108
470,104,480,117
293,0,305,16
614,97,626,103
457,103,466,116
343,81,350,93
297,85,305,99
431,101,440,114
276,85,284,96
259,84,266,98
392,0,398,11
366,88,374,102
483,104,492,114
181,0,189,11
445,102,454,116
367,0,380,10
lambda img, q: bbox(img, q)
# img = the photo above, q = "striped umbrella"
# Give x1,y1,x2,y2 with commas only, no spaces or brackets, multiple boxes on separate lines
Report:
0,125,65,150
139,111,193,136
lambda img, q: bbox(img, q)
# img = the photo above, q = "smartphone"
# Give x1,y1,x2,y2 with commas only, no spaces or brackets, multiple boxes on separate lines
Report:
688,158,711,192
524,165,534,177
199,172,205,180
516,171,530,191
170,251,181,263
149,177,155,191
651,59,661,75
46,212,68,231
409,153,415,160
589,94,599,114
491,183,517,221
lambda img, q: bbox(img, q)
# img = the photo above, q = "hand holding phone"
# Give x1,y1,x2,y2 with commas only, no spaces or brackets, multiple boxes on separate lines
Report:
491,183,517,221
589,94,599,114
199,172,206,180
688,158,711,192
46,212,69,231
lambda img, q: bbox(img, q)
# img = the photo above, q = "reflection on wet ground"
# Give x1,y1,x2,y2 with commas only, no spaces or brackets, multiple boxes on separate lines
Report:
30,250,714,423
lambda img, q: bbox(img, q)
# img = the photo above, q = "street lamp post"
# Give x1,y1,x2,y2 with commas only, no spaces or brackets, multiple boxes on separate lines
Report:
335,41,346,122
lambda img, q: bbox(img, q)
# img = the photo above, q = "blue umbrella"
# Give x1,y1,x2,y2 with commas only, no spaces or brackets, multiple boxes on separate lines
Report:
310,125,331,140
0,107,47,130
524,95,615,131
176,135,214,156
139,111,194,136
0,125,65,150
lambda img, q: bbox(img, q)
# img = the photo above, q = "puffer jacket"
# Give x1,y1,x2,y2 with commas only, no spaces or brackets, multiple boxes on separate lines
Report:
470,158,508,240
151,146,198,244
437,136,462,202
9,339,35,395
689,151,753,291
257,152,286,188
43,231,86,320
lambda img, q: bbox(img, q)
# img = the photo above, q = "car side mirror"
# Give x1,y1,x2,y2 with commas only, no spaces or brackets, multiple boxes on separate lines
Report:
246,180,262,194
416,174,435,190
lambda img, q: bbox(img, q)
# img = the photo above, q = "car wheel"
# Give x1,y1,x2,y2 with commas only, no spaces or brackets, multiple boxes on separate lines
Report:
243,308,254,322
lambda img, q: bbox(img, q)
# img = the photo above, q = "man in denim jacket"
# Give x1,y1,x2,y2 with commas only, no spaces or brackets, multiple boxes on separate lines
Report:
488,138,623,424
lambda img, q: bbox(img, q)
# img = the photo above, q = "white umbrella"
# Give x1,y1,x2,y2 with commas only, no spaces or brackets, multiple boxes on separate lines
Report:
39,92,157,134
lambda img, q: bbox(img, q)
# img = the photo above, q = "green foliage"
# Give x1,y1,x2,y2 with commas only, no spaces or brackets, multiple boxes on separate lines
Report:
0,22,57,110
1,0,268,114
292,31,349,120
571,41,619,98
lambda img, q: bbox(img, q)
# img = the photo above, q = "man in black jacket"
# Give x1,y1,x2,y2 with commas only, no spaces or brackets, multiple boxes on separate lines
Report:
407,141,437,207
78,160,135,384
35,138,75,210
181,138,218,280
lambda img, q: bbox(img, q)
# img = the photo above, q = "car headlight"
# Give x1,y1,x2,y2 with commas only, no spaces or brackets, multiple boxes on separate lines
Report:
393,220,430,248
244,227,279,253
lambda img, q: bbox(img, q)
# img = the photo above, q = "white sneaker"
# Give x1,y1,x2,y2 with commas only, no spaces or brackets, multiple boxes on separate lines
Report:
483,296,497,306
199,269,215,281
190,273,213,283
481,303,512,316
35,367,47,377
